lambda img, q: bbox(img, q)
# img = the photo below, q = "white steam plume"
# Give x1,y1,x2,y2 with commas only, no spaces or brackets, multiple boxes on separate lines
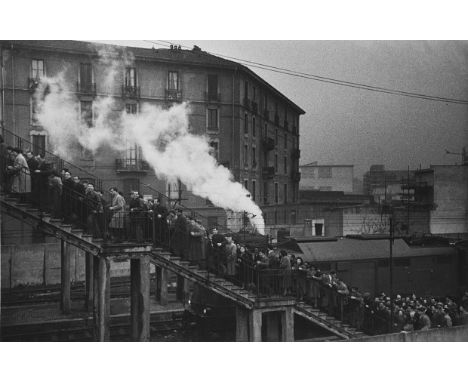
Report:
34,47,265,233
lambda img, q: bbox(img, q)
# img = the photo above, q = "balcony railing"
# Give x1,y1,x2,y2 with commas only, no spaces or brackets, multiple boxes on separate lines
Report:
205,91,221,103
291,148,301,159
122,85,140,99
76,82,97,97
115,158,150,173
262,137,275,151
291,171,301,182
263,109,270,121
243,97,251,110
262,166,275,179
165,88,182,102
251,101,258,114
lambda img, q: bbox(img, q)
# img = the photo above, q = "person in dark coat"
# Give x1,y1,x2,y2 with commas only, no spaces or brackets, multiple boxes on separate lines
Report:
61,171,75,223
152,198,169,245
209,228,226,274
48,170,63,219
25,151,39,204
72,176,86,227
128,191,147,242
0,135,7,192
84,183,103,238
173,208,188,259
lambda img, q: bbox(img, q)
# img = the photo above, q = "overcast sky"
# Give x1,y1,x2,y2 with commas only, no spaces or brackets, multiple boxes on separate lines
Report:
107,40,468,177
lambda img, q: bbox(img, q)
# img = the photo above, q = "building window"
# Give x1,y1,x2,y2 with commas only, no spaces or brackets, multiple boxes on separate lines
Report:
275,129,278,145
244,113,249,135
252,147,257,168
209,140,219,160
291,210,297,225
126,104,137,114
252,116,256,137
125,67,137,88
207,108,218,131
283,156,287,173
80,101,93,128
275,183,279,204
264,122,268,138
263,93,267,110
274,154,278,173
79,63,93,89
318,167,332,178
125,143,139,167
207,216,218,230
244,179,249,192
31,59,45,79
244,81,249,100
168,71,179,90
274,210,278,225
263,182,268,204
31,134,46,157
284,132,287,149
284,184,288,204
207,74,218,99
292,183,297,203
122,178,140,195
252,180,256,201
244,144,249,168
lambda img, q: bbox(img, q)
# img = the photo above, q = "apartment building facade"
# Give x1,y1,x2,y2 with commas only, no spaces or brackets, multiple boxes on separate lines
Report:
0,40,305,232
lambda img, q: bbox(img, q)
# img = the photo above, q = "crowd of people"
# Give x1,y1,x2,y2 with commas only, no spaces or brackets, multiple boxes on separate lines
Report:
3,137,468,337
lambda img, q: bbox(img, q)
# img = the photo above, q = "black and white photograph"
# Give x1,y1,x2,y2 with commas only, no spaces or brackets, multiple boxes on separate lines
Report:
1,2,468,380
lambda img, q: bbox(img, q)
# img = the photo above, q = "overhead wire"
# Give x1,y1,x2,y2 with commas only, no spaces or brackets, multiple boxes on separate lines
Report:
144,39,468,105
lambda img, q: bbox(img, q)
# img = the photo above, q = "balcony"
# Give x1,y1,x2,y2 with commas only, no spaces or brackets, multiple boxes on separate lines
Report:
262,137,275,151
262,166,275,179
122,85,140,99
115,158,150,173
205,91,221,103
291,171,301,182
165,88,182,102
76,82,97,97
291,148,301,159
274,114,279,126
243,97,251,110
28,77,41,93
263,109,270,121
251,100,258,114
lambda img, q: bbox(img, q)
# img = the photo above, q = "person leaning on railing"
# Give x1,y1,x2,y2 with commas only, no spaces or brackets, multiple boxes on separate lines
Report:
108,187,126,242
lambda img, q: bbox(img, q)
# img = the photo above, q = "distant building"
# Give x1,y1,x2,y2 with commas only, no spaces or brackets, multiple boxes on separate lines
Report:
300,162,354,193
363,164,415,203
408,165,468,237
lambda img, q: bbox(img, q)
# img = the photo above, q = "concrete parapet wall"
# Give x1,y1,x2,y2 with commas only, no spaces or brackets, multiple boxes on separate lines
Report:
351,325,468,342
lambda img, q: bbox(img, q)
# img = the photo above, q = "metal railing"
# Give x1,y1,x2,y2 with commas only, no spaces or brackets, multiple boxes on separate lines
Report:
1,128,102,190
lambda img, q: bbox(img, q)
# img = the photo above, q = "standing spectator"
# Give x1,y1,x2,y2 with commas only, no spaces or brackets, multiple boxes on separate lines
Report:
7,147,31,201
225,236,238,280
48,170,62,219
151,198,169,244
62,171,74,223
72,176,86,227
85,183,103,238
34,154,52,210
128,191,147,242
173,207,188,259
279,250,291,296
108,187,126,242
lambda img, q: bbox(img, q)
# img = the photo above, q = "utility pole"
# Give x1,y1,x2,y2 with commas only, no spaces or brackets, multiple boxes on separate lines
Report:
389,213,394,333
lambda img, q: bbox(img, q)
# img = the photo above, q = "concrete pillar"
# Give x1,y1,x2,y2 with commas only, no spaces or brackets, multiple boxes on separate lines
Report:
97,257,111,342
249,309,263,342
130,256,151,341
281,307,294,342
85,252,94,312
155,265,168,306
235,306,249,342
60,240,71,314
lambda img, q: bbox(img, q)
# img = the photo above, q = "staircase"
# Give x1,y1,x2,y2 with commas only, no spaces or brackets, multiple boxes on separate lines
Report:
294,301,366,340
0,194,102,256
150,249,256,309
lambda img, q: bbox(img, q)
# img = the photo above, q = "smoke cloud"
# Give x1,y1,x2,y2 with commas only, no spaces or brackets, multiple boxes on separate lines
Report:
34,46,265,233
